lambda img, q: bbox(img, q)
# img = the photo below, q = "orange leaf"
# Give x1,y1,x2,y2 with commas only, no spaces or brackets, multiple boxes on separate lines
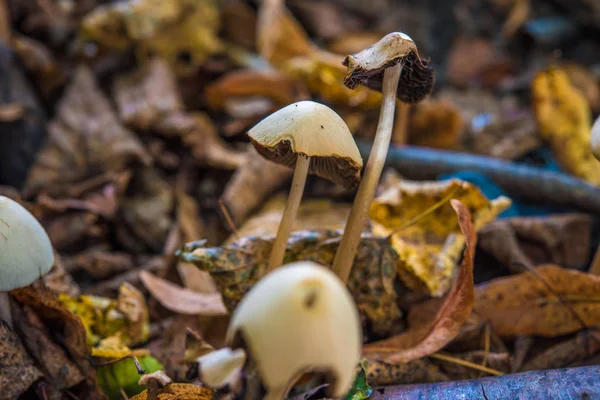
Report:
473,264,600,337
140,271,228,316
363,199,476,363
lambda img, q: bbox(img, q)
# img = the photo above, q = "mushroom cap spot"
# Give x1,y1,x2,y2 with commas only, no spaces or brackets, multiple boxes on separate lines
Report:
342,32,434,103
247,101,363,190
225,261,362,398
0,196,55,291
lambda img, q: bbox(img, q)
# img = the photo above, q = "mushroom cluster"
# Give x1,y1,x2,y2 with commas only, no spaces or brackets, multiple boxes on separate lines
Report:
0,195,55,328
193,262,362,399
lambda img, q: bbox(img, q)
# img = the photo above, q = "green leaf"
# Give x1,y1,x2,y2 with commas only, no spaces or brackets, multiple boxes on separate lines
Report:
96,355,163,400
345,359,372,400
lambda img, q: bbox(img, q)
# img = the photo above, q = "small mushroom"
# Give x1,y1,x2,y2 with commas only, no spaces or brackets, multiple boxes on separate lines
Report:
0,195,54,328
332,32,434,282
225,261,362,400
247,101,362,272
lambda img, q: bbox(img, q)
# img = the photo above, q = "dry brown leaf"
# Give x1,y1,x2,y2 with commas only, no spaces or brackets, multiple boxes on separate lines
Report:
114,59,245,170
473,265,600,337
0,320,44,399
408,99,464,149
225,195,351,244
63,249,135,280
480,214,592,271
23,66,151,197
130,382,214,400
365,358,449,387
220,145,293,226
370,177,510,295
364,199,476,363
204,69,307,114
532,67,600,185
521,330,600,371
12,304,85,390
140,271,228,316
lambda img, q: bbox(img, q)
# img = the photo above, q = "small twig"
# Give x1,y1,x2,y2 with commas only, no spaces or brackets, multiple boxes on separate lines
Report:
219,197,239,241
147,379,159,400
429,352,504,376
119,387,129,400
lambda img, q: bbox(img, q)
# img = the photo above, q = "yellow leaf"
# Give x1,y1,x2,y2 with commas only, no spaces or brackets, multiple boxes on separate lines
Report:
284,52,382,108
59,283,150,358
532,67,600,184
130,383,214,400
369,177,511,296
79,0,222,76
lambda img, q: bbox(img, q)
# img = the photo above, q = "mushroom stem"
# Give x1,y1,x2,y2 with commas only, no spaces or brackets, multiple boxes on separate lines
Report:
267,155,311,272
332,64,402,283
0,291,13,329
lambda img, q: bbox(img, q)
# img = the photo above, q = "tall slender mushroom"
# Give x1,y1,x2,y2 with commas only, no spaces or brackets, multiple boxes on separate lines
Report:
0,195,54,328
247,100,362,272
225,261,362,399
332,32,434,282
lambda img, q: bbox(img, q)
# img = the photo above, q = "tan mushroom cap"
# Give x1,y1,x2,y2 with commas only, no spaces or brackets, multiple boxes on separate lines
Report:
343,32,434,104
226,261,361,398
247,101,363,190
0,196,54,291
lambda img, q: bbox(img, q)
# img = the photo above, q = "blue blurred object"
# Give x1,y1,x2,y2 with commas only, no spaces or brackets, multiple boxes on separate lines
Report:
524,16,578,47
439,148,571,217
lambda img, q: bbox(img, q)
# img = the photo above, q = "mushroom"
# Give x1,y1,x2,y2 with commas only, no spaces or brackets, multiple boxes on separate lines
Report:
247,101,362,272
225,261,362,400
0,195,54,328
332,32,434,282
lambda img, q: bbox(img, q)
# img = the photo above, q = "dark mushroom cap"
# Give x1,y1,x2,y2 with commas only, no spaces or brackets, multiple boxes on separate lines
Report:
342,32,434,104
247,101,363,190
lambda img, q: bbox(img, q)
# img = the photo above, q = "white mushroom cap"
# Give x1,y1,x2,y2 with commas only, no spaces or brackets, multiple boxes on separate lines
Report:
342,32,434,104
226,261,361,398
0,196,54,291
247,101,363,190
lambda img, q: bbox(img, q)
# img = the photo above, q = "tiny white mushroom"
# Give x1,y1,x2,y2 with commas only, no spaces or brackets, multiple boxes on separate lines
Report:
0,195,54,328
195,347,247,389
226,261,362,399
247,101,362,272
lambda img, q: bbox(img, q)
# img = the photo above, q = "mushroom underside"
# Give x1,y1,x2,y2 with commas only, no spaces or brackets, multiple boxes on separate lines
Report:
251,140,361,190
343,51,434,104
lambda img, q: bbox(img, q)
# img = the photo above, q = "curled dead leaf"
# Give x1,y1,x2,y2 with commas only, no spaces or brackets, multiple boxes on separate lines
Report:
364,199,477,363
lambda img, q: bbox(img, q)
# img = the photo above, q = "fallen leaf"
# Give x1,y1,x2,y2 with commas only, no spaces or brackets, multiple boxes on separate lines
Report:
113,59,245,170
480,214,592,271
116,282,150,346
220,145,292,226
23,66,151,198
226,194,351,244
12,304,85,390
130,383,214,400
408,99,464,150
532,67,600,185
369,177,510,295
204,69,307,115
363,199,477,363
472,264,600,337
521,329,600,371
79,0,222,76
0,320,44,399
62,249,136,280
179,229,402,338
365,358,449,387
140,271,228,316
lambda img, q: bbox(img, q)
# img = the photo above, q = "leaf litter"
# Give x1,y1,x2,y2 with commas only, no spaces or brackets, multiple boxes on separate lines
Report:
2,0,600,398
